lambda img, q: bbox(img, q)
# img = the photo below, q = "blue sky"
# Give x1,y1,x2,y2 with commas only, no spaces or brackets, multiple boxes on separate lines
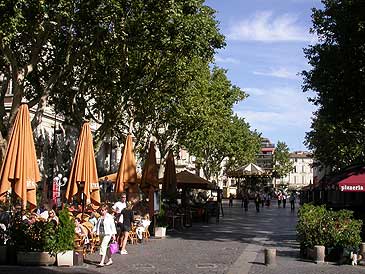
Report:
205,0,323,151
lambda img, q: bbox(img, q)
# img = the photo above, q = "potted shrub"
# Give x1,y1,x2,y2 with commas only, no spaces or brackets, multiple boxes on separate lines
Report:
10,214,57,266
330,210,362,263
297,204,333,259
51,208,76,266
297,204,363,263
155,206,168,238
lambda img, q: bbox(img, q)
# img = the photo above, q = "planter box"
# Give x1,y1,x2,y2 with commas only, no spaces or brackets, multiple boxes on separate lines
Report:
300,246,315,260
17,251,56,266
73,250,84,266
57,250,73,266
307,247,315,260
0,246,6,264
154,227,166,238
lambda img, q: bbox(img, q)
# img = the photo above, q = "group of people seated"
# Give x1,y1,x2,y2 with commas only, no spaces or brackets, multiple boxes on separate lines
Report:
0,192,152,267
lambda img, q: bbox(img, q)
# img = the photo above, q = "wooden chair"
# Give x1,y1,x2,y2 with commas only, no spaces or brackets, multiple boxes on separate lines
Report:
142,225,150,241
82,222,99,254
76,213,90,222
74,234,87,258
128,226,138,245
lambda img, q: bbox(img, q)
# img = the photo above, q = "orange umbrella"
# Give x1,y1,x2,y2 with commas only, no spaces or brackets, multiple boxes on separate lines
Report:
141,141,159,219
141,141,159,192
115,134,137,193
163,150,177,195
65,122,100,206
0,104,40,210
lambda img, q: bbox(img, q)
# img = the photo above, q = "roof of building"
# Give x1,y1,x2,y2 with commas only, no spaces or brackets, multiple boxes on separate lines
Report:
289,151,312,158
261,147,275,152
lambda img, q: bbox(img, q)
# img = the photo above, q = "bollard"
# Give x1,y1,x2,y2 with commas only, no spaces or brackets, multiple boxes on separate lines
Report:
314,245,325,264
265,248,276,266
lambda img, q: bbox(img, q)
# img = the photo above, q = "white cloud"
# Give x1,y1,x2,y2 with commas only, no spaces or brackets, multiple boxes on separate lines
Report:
234,86,316,132
253,67,300,79
215,56,240,64
228,11,311,42
243,87,266,96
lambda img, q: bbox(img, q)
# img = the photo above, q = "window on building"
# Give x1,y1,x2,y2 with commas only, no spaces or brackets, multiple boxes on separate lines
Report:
302,176,305,184
294,176,297,184
302,166,305,173
294,166,297,173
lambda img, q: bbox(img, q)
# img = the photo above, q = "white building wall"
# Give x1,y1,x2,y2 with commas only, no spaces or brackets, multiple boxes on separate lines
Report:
276,151,313,189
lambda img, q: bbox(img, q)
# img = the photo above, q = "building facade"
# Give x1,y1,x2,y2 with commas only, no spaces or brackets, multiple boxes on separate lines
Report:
276,151,313,190
256,138,275,173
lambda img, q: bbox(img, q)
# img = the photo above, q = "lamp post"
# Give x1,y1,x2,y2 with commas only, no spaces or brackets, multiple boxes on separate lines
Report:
50,111,63,199
158,183,163,212
52,173,67,208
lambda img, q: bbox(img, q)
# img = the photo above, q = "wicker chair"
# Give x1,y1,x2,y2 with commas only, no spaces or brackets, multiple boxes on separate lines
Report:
128,226,138,244
142,225,150,241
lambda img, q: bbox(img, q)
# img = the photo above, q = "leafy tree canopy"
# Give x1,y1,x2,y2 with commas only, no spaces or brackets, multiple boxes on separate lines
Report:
0,0,225,161
273,141,293,178
182,67,261,180
303,0,365,171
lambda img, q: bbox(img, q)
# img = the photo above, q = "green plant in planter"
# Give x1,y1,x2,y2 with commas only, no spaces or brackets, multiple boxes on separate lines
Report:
331,210,362,250
48,208,75,254
9,215,56,252
297,204,363,260
156,205,168,227
297,204,334,249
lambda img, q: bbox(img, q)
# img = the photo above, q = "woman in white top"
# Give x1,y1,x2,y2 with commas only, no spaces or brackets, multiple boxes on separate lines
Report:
136,213,151,240
94,204,117,267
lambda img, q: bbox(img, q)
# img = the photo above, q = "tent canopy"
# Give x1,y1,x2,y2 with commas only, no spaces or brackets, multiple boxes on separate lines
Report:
228,163,266,178
176,170,216,190
328,166,365,192
99,173,141,184
99,173,117,182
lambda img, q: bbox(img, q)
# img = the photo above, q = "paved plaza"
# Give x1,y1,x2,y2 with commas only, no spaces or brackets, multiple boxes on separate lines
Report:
1,200,365,274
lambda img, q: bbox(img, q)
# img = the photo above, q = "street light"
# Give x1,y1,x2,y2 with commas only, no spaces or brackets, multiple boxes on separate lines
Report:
158,183,163,212
52,174,67,208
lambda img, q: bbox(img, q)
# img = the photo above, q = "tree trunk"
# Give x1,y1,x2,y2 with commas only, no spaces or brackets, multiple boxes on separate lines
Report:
0,132,7,168
31,92,49,131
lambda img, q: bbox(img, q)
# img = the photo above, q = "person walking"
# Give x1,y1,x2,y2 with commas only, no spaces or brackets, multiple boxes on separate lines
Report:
112,192,127,247
119,202,134,255
277,192,282,208
217,189,224,217
266,193,271,207
254,193,261,213
282,193,287,208
261,193,265,208
94,204,117,267
243,193,249,212
228,194,234,208
289,192,296,211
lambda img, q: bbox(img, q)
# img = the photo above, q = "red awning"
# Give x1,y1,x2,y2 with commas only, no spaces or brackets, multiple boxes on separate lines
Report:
338,173,365,192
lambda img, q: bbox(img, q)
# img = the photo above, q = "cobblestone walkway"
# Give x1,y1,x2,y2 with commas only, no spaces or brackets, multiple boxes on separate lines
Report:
2,200,365,273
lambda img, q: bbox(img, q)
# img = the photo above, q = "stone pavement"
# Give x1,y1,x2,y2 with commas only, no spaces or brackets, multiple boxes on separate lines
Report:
2,199,365,274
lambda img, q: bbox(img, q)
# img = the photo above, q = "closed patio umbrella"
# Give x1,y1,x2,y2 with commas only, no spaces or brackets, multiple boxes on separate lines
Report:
65,122,100,207
115,134,137,193
163,150,177,195
141,141,159,192
141,141,159,219
0,104,40,210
